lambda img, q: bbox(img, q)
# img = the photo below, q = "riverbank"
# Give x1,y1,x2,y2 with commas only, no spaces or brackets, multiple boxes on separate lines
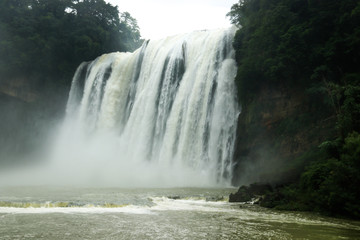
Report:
230,183,360,220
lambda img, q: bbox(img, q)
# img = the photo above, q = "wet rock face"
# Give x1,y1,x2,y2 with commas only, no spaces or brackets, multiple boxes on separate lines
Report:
229,186,252,202
0,77,39,102
229,183,272,203
0,77,68,166
231,84,336,186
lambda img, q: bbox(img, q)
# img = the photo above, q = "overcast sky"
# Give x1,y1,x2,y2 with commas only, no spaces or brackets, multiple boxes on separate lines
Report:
106,0,238,40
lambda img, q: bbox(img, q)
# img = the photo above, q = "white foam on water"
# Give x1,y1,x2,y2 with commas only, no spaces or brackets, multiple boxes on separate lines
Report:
1,197,359,231
150,197,235,212
0,205,152,215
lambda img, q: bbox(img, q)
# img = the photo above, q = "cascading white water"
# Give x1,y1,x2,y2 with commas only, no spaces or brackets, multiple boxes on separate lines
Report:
52,27,239,187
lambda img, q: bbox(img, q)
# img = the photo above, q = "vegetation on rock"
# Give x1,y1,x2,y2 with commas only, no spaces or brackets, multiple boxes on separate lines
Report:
228,0,360,218
0,0,142,163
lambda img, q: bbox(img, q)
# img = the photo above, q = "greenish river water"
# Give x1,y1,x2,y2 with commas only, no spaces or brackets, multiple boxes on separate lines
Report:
0,187,359,239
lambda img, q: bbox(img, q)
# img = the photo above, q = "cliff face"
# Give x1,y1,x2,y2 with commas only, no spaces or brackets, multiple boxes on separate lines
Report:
232,84,336,186
0,76,40,103
0,91,38,164
0,77,67,166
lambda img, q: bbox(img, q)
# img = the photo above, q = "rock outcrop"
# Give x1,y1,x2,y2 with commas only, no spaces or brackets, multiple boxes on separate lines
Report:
231,84,336,186
229,183,273,203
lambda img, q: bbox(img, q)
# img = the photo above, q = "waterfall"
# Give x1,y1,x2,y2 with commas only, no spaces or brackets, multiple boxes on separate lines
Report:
53,27,239,187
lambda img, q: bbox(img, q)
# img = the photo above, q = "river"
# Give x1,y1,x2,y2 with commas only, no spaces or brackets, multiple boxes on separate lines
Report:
0,187,359,239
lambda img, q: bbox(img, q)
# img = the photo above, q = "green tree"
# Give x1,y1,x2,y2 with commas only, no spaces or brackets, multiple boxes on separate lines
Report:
229,0,360,218
0,0,142,87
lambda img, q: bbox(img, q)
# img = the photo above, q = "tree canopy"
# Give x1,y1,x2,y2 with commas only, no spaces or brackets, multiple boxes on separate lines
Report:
0,0,142,87
228,0,360,107
228,0,360,218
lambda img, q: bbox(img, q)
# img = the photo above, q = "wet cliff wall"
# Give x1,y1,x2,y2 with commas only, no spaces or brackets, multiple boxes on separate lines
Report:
0,77,67,166
232,84,336,186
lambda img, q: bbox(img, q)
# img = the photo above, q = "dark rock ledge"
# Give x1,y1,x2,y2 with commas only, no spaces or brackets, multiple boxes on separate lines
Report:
229,183,274,205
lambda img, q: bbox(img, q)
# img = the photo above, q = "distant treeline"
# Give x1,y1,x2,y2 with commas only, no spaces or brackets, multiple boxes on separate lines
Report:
0,0,142,88
228,0,360,218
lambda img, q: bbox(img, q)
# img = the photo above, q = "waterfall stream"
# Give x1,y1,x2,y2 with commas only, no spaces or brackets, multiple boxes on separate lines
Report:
52,27,239,187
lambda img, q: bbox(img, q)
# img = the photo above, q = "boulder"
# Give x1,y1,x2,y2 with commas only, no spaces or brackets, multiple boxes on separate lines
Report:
229,183,273,203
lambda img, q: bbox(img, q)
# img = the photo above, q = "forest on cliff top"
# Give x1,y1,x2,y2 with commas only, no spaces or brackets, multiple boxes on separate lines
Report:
0,0,142,88
228,0,360,218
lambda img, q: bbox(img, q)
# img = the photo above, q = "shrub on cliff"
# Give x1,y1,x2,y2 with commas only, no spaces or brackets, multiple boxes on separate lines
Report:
298,132,360,218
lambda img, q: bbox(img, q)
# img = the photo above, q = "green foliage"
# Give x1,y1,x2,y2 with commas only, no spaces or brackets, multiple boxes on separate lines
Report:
338,74,360,135
0,0,142,88
261,132,360,218
297,132,360,218
228,0,360,107
259,133,360,218
229,0,360,218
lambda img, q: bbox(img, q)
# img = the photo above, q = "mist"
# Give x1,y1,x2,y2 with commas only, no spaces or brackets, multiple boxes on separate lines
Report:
0,85,67,167
0,27,239,188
